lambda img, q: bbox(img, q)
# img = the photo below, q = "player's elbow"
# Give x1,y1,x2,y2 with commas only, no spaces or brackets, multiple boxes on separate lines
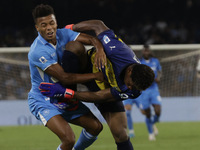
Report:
92,20,109,35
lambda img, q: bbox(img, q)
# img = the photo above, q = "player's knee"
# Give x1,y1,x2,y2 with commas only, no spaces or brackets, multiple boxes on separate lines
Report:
143,108,151,118
114,129,129,142
155,109,161,116
154,105,161,116
97,121,103,134
124,104,132,111
60,132,76,148
89,120,103,136
92,120,103,135
65,41,86,57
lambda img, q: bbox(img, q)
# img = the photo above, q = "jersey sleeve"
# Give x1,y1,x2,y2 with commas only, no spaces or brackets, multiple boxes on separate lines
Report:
156,59,162,71
29,48,57,71
97,30,139,64
61,28,80,42
110,87,141,101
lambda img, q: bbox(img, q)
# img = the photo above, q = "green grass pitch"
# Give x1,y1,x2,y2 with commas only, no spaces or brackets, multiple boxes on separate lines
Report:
0,122,199,150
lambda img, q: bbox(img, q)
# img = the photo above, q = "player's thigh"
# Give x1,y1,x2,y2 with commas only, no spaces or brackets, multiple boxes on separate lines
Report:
123,99,133,110
150,90,162,115
139,92,151,110
152,104,161,116
65,41,86,56
64,41,88,71
69,112,103,136
141,107,151,118
46,115,75,143
150,91,162,106
124,104,132,110
102,111,128,142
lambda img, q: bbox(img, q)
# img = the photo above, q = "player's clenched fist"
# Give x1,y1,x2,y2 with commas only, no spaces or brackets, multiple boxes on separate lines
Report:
39,82,74,99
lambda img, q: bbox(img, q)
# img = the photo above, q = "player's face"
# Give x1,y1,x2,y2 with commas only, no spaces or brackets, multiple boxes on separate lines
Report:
35,14,57,44
142,48,151,59
124,67,136,91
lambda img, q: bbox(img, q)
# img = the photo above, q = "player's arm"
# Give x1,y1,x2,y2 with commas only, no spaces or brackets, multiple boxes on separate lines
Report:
155,70,162,83
75,32,106,68
74,88,116,103
39,82,140,103
39,82,116,102
45,63,104,85
70,20,109,36
155,60,162,83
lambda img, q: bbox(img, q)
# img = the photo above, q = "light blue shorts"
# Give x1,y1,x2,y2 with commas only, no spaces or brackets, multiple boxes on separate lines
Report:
28,94,90,126
137,87,162,110
123,98,140,108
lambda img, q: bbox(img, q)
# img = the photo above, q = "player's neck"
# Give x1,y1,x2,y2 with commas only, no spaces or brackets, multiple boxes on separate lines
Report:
48,39,57,45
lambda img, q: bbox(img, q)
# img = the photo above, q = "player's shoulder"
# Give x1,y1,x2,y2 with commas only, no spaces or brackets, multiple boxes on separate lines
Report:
29,39,47,59
57,28,78,35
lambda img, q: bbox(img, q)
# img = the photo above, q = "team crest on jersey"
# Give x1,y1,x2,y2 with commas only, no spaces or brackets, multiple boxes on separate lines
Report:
103,35,110,44
39,56,47,64
43,109,50,116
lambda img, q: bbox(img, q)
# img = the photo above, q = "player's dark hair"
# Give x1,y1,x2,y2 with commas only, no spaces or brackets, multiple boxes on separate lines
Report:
143,44,150,49
131,64,155,91
32,4,55,24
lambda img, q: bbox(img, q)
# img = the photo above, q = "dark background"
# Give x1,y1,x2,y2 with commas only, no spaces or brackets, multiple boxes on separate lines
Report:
1,0,200,46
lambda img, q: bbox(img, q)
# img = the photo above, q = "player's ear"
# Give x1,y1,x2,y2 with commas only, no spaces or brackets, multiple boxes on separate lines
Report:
35,25,39,32
128,65,133,73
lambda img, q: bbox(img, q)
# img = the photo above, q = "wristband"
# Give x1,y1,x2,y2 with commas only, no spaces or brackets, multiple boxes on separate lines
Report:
64,88,74,99
65,24,74,30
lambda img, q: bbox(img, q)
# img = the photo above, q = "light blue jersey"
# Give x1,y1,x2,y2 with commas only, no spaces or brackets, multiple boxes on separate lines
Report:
137,57,162,110
140,57,162,89
28,28,89,125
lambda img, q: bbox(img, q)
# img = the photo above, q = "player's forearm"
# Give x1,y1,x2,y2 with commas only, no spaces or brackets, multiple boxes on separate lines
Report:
77,33,103,51
155,71,162,83
45,64,102,85
74,89,115,103
60,72,100,85
73,20,109,36
157,71,162,80
76,33,106,68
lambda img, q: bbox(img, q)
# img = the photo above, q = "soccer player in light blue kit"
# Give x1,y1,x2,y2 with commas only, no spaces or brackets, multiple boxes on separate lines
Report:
124,44,162,141
28,4,107,150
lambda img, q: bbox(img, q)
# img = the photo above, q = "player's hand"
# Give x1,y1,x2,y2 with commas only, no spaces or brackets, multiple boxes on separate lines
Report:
39,82,74,99
94,47,107,69
155,78,160,83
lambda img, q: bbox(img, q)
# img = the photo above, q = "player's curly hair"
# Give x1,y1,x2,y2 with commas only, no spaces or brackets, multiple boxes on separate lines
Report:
131,64,155,91
32,4,55,24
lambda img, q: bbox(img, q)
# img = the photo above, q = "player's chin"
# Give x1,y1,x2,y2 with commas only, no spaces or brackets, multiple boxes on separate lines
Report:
46,35,54,40
46,36,55,42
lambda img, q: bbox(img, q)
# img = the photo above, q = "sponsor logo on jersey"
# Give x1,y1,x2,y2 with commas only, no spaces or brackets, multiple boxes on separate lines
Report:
45,97,50,101
103,35,110,44
39,56,47,64
51,52,56,57
109,46,116,50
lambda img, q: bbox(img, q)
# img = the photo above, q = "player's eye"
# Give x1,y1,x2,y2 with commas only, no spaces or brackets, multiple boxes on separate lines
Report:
41,23,47,28
50,21,55,25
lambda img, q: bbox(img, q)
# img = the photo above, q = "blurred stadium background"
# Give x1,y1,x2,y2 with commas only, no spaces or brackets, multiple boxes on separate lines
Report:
0,0,200,150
